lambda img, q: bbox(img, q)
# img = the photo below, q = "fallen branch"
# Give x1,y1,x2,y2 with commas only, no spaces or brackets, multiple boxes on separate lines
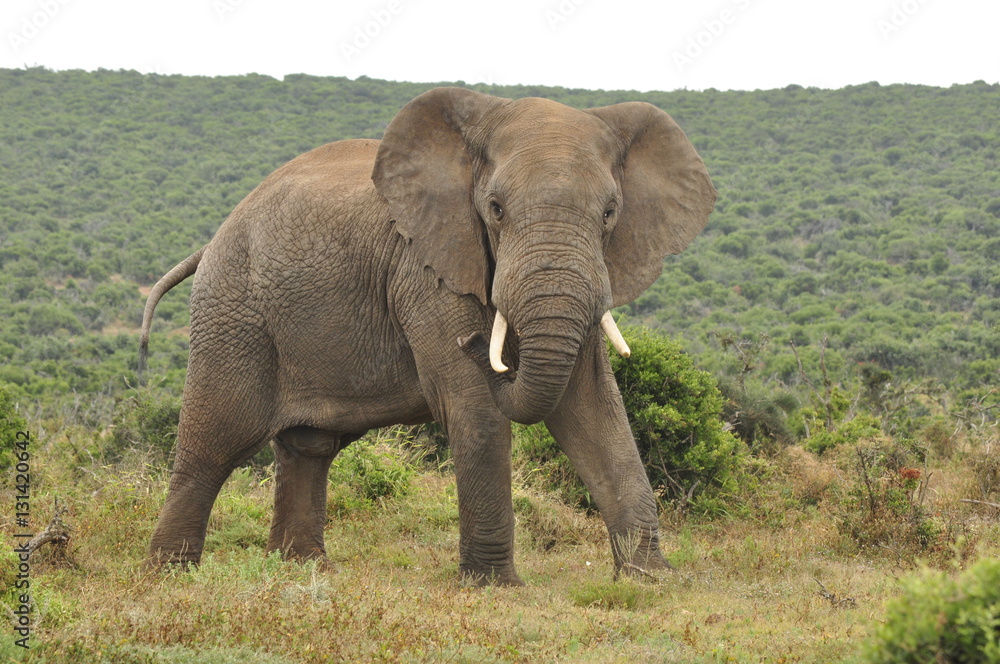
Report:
25,499,71,557
960,499,1000,510
813,577,857,608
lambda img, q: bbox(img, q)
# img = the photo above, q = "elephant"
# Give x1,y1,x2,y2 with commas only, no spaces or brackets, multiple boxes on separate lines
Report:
140,87,716,586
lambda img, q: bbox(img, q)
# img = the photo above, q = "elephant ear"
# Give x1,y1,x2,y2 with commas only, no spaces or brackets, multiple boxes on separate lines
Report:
587,102,717,308
372,87,509,306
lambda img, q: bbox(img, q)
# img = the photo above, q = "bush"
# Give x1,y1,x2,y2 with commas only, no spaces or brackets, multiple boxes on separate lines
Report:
609,327,747,510
836,438,955,559
106,389,181,464
718,378,797,454
513,327,746,514
27,303,84,336
0,382,28,474
327,436,415,513
805,414,885,455
863,557,1000,663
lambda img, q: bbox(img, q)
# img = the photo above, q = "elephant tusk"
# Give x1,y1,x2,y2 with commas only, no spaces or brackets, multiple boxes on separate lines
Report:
490,311,510,373
601,311,631,358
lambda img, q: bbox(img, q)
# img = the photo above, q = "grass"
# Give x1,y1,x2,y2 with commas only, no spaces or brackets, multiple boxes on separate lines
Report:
2,435,999,663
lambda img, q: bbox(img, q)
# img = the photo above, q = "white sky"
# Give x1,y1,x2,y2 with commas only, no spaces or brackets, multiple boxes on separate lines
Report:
2,0,997,92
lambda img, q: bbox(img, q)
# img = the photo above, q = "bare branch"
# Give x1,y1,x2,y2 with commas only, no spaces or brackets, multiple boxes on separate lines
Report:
960,499,1000,510
25,499,71,558
813,577,857,608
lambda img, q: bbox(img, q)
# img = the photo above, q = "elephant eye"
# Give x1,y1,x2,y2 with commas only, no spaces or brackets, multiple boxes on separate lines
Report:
490,200,504,221
603,208,616,224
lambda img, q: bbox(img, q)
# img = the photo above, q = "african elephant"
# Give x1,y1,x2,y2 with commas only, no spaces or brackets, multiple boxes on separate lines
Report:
141,87,715,585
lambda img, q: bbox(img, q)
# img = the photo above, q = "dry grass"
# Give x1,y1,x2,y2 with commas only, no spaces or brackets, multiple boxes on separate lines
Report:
3,443,999,663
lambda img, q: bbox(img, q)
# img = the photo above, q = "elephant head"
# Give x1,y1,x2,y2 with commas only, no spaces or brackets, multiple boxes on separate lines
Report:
372,88,715,424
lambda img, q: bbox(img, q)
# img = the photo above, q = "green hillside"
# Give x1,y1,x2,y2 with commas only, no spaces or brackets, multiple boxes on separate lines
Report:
1,68,997,429
2,68,1000,663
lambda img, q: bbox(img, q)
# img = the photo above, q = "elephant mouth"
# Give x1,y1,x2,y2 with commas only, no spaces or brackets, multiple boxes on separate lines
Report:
488,309,629,374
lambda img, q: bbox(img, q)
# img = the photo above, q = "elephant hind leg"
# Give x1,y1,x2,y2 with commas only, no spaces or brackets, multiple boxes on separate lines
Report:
148,420,274,567
148,338,279,568
267,427,361,561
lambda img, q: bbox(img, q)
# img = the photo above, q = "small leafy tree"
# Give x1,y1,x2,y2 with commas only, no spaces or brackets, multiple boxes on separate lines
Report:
834,437,963,563
609,326,748,510
515,327,746,514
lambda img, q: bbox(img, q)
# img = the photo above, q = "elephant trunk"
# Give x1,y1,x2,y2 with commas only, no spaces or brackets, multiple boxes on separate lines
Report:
491,310,629,373
463,314,585,425
462,255,613,424
458,222,624,424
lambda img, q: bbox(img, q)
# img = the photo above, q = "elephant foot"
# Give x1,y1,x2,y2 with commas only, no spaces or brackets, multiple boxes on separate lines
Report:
266,538,328,564
614,550,674,582
145,546,202,572
609,526,674,582
615,560,675,582
459,564,525,587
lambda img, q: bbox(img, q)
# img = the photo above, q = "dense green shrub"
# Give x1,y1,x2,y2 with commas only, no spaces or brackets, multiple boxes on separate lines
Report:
327,437,415,513
863,557,1000,663
804,414,884,455
610,327,747,509
513,327,746,514
106,388,181,463
0,382,28,474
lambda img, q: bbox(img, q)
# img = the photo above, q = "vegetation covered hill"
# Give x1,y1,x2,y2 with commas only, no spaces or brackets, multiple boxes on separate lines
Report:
0,68,996,425
1,68,999,662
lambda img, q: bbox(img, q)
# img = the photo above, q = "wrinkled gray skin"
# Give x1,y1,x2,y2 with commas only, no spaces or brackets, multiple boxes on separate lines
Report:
142,88,716,586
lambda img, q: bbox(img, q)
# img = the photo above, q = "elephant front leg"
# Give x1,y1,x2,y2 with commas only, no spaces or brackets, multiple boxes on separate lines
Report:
544,329,671,578
267,428,351,561
445,405,523,587
403,295,523,586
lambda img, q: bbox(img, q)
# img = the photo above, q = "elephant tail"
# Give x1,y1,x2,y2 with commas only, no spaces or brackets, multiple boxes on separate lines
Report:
138,246,205,384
